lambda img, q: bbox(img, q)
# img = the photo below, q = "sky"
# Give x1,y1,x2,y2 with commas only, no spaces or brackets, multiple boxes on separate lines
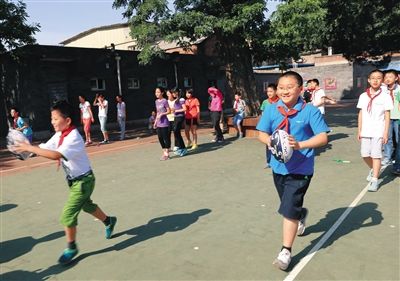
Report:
23,0,280,46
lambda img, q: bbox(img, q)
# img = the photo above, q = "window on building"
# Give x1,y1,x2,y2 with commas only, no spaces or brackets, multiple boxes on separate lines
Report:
157,77,168,88
263,82,269,91
90,78,106,91
128,78,140,89
184,77,193,88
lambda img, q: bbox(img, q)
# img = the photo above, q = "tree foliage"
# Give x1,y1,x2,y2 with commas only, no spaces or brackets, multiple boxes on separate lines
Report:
113,0,278,114
263,0,327,64
0,0,40,54
265,0,400,63
325,0,400,60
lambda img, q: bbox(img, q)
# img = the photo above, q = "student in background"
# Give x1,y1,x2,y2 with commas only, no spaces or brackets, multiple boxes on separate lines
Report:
93,94,109,144
184,89,200,150
116,95,126,141
382,69,400,166
78,95,94,145
10,107,33,143
357,69,392,192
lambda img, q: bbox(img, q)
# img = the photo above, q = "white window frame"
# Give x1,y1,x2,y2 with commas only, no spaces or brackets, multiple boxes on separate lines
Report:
263,82,269,91
157,77,168,88
128,78,140,89
184,77,193,88
90,78,106,91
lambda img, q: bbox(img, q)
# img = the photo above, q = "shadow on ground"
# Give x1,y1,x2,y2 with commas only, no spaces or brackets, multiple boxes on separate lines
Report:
288,202,383,271
0,231,64,263
0,209,211,281
0,203,17,213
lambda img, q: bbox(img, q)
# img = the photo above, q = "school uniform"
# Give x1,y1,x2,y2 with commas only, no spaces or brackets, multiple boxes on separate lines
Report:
357,87,393,159
256,97,329,219
39,129,97,226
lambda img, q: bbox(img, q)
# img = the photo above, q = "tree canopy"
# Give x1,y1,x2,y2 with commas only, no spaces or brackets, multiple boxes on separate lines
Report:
266,0,400,63
0,0,40,54
113,0,279,114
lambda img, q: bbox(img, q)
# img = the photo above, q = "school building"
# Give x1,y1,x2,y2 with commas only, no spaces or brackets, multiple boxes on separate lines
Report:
0,44,226,137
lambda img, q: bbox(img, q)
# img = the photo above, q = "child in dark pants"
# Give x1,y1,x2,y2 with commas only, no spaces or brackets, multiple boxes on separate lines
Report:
14,100,117,265
256,71,328,270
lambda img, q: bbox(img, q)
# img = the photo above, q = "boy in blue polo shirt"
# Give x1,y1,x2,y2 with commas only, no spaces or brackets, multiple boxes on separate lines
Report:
256,71,328,271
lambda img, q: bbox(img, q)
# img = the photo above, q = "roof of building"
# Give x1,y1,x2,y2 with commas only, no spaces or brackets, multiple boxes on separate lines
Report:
60,23,129,45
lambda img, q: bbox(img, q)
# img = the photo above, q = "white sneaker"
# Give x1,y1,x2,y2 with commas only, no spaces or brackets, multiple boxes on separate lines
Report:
173,146,179,152
368,179,380,192
297,208,308,236
366,169,373,182
273,248,291,271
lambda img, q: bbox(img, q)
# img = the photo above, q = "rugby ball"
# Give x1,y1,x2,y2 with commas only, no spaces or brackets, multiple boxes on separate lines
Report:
270,129,293,163
6,129,30,160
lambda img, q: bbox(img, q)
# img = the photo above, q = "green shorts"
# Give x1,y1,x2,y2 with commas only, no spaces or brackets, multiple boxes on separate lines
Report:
60,173,98,227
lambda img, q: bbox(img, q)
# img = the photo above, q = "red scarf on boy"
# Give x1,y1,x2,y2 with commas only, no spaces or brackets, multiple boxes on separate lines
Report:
366,88,382,113
57,125,76,168
276,100,306,133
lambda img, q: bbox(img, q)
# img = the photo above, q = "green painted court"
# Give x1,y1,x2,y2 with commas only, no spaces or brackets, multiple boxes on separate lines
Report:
1,103,399,280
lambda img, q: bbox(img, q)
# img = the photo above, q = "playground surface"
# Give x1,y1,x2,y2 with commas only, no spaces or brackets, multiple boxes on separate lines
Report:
1,102,399,281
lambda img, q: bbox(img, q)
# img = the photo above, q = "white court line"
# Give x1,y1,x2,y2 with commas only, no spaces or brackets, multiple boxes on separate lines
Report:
1,140,156,174
284,184,370,281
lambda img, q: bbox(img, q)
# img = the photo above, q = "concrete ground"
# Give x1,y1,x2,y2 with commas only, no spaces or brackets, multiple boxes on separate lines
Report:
0,102,399,281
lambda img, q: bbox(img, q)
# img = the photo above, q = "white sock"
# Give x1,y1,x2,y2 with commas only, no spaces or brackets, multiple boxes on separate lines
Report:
371,177,378,182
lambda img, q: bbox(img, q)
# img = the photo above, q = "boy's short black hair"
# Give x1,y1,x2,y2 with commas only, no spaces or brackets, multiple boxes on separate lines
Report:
368,69,384,78
384,69,398,77
51,100,77,126
267,83,277,91
186,88,194,95
278,71,303,87
311,78,320,85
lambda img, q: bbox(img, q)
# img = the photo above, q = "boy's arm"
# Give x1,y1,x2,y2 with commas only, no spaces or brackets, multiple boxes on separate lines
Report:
357,110,362,141
258,131,272,147
289,132,328,150
14,142,62,160
383,110,390,144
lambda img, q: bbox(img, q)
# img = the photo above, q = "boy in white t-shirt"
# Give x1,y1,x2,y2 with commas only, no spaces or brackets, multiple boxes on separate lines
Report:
14,101,117,265
357,69,393,192
309,79,337,115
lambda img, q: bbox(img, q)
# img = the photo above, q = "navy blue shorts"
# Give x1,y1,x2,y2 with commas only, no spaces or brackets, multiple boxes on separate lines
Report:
272,172,313,220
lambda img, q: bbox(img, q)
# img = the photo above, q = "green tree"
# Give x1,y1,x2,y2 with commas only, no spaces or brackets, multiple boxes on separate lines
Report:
263,0,327,67
265,0,400,64
0,0,39,133
0,0,40,53
325,0,400,60
113,0,279,114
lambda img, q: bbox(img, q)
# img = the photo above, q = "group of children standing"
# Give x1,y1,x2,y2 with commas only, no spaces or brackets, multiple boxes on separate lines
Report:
153,87,200,160
78,93,126,145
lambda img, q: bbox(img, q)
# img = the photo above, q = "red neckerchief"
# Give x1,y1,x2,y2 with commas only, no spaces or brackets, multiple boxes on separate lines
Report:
57,125,76,168
366,87,382,113
387,85,395,103
310,88,317,101
276,100,306,133
268,96,279,104
13,117,18,129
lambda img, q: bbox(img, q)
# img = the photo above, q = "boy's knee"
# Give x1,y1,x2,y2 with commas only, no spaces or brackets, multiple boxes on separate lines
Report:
60,213,78,227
